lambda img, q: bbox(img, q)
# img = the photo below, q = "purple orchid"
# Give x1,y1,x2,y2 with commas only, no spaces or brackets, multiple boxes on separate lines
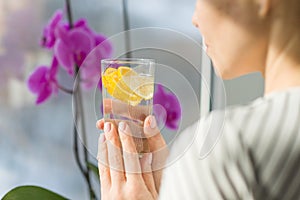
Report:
54,18,113,77
80,36,113,89
74,19,113,51
153,84,181,130
41,10,63,49
27,57,59,104
54,25,94,75
28,9,113,105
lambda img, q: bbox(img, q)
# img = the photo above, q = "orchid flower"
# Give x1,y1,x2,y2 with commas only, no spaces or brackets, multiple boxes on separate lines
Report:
27,57,59,104
54,24,94,75
78,20,113,89
54,18,113,79
28,9,113,105
41,10,63,49
153,84,181,130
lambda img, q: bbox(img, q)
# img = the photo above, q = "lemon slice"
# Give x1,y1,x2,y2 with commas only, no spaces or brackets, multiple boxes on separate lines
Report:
102,67,142,106
102,68,118,95
117,66,137,78
122,75,154,100
118,66,154,100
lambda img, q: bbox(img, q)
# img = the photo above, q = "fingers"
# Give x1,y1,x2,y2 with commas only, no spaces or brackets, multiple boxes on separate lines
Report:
118,122,138,153
97,115,168,193
98,116,167,156
97,118,144,139
103,122,126,185
144,115,169,192
140,153,158,198
118,122,143,183
103,98,151,121
144,115,167,151
96,118,117,130
97,134,111,189
96,119,105,130
118,122,157,197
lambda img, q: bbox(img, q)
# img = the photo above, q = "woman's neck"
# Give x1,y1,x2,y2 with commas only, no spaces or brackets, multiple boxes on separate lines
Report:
263,20,300,95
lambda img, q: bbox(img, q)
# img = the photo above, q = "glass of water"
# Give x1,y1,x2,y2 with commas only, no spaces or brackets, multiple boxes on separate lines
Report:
101,58,155,154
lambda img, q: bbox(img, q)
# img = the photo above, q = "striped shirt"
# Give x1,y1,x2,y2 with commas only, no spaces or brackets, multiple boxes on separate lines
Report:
159,87,300,200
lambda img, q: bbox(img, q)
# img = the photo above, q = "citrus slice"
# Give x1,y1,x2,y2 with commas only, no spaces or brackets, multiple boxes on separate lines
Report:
117,66,137,78
122,75,154,100
102,68,118,95
102,67,142,106
118,66,154,100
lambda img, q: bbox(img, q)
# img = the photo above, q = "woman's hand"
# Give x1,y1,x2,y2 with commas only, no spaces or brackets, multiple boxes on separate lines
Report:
96,115,168,200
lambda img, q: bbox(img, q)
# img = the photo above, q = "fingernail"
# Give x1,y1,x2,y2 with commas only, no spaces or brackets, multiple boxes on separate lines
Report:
118,122,126,131
149,116,157,129
99,134,106,143
96,120,101,129
104,122,111,133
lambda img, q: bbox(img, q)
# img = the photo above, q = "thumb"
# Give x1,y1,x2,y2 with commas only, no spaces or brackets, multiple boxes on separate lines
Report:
143,115,166,151
143,115,168,192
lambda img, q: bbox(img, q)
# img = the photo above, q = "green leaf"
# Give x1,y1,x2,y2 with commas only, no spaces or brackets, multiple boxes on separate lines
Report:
2,185,68,200
88,162,99,181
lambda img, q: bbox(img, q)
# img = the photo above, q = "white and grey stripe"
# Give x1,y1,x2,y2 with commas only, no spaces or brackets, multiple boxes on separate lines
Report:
159,88,300,200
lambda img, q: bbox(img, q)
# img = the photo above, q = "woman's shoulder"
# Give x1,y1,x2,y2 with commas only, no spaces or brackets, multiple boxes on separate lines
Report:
224,87,300,131
169,87,300,162
202,87,300,156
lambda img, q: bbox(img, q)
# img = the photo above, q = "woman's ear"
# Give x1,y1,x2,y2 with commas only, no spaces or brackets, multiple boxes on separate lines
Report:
258,0,271,18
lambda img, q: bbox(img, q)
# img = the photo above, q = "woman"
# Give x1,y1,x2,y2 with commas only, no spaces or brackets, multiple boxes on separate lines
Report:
97,0,300,199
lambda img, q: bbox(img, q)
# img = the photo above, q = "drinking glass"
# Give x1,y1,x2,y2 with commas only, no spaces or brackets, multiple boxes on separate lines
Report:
101,58,155,154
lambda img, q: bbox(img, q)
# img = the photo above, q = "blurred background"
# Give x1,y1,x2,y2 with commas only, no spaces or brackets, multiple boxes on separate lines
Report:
0,0,264,199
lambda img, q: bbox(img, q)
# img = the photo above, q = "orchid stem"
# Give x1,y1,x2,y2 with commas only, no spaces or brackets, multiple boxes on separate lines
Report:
66,0,73,28
75,67,96,200
65,0,96,199
57,84,73,94
122,0,132,58
73,109,86,175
